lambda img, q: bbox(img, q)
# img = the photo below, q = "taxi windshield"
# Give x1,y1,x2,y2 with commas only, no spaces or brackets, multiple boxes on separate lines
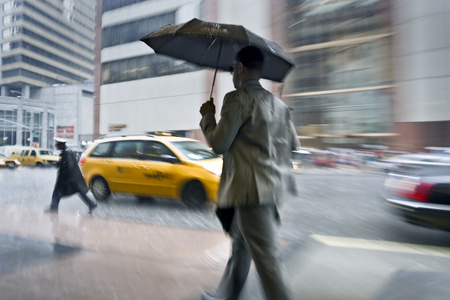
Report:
170,141,219,161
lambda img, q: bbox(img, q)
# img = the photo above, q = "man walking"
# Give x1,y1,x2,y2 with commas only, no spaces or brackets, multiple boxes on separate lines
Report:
46,138,97,214
200,46,299,300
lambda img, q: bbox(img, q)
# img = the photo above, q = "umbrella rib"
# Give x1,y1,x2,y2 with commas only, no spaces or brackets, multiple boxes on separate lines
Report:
199,38,218,68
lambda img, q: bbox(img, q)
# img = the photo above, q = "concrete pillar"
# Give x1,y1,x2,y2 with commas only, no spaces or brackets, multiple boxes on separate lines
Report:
22,85,30,98
42,106,48,148
16,101,23,146
29,112,34,147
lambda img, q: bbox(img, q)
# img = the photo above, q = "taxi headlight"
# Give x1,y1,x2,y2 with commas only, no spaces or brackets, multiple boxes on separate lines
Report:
204,166,222,177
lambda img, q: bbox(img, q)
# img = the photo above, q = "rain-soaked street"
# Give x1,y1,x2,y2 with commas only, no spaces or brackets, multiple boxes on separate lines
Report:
1,166,450,299
2,166,450,246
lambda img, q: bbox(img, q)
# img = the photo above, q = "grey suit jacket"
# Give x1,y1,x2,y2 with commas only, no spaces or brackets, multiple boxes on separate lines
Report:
200,80,299,208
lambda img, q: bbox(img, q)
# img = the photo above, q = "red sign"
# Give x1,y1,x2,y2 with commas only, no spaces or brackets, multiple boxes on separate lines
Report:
56,125,75,139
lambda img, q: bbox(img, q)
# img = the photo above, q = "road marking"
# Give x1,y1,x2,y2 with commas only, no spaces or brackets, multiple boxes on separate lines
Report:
311,234,450,258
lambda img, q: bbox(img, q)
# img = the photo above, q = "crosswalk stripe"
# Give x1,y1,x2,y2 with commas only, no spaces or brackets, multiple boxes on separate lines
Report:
311,234,450,257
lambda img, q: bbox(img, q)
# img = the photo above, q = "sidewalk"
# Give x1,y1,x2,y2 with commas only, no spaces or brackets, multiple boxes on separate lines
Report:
0,206,450,300
0,206,228,300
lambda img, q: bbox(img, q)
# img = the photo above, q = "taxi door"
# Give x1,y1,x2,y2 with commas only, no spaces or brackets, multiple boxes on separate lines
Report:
29,150,37,166
132,141,182,198
106,140,143,194
20,150,30,166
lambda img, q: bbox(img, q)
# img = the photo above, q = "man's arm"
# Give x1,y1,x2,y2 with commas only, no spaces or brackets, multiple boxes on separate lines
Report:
200,93,244,154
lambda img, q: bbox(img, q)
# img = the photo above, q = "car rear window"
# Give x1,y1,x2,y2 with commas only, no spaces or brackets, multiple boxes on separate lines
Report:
397,164,450,177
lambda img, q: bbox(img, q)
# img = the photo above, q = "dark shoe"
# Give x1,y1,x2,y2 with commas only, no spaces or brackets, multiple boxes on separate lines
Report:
88,203,97,214
201,292,225,300
44,207,58,213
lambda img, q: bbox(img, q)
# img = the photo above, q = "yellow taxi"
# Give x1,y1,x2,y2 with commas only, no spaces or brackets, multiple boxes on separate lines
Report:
0,153,21,169
9,147,60,167
79,133,222,206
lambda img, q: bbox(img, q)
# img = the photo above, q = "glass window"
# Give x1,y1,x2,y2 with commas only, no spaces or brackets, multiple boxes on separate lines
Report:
118,59,127,82
2,27,19,38
3,1,17,12
112,140,140,159
171,141,219,161
90,142,113,158
102,0,147,12
3,15,12,24
127,57,137,81
38,150,53,155
109,61,118,83
102,63,110,84
100,54,198,85
102,12,175,48
141,141,176,162
22,2,93,44
33,112,41,127
21,28,93,63
30,150,36,156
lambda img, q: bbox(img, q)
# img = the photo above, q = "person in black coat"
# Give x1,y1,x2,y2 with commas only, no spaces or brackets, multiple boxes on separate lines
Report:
46,138,97,214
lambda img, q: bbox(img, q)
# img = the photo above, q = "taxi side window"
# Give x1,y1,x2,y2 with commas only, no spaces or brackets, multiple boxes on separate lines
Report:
142,141,175,162
30,150,36,156
90,142,113,158
23,150,29,156
112,141,141,159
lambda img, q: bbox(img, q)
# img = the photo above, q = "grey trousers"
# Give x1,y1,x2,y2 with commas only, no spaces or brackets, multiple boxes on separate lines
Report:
215,205,292,300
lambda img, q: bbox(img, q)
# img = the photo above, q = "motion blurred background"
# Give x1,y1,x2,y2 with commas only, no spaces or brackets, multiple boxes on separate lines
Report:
0,0,449,155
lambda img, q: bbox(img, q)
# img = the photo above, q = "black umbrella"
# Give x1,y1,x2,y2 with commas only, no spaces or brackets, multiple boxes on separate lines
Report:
140,18,295,99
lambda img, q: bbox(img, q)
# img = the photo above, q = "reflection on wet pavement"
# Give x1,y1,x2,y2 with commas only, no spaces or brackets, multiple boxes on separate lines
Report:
0,234,80,274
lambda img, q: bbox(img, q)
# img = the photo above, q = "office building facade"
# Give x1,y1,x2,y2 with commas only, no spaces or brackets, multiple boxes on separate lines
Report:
284,0,394,148
284,0,450,150
95,0,282,141
0,0,95,148
96,0,449,151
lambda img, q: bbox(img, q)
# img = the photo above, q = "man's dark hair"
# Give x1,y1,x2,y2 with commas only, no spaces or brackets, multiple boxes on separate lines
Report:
236,46,264,72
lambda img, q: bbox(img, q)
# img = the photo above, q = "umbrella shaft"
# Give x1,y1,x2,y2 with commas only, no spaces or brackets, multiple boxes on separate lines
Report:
209,39,223,103
210,67,218,101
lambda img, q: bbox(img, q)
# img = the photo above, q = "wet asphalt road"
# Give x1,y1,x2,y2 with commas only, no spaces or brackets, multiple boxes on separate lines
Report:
1,166,450,247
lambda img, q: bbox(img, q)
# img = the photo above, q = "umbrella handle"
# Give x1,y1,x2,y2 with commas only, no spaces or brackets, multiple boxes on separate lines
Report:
209,67,218,103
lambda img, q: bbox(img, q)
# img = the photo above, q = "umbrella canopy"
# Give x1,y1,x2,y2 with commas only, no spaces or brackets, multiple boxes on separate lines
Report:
140,18,295,83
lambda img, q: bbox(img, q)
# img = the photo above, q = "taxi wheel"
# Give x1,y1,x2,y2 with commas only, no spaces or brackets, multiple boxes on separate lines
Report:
182,181,207,207
91,177,111,201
